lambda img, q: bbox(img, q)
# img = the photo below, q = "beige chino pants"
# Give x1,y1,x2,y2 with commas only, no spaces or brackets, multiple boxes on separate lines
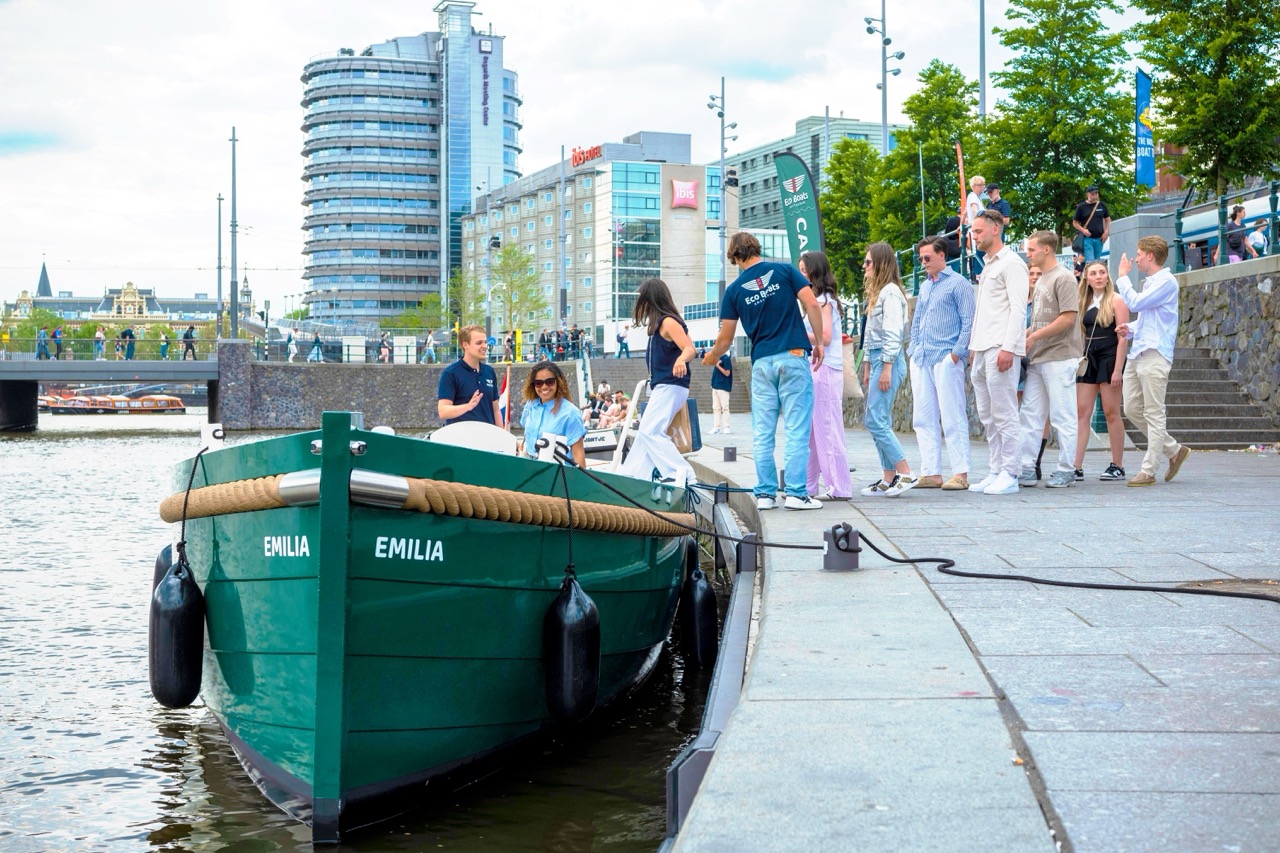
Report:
1122,349,1183,477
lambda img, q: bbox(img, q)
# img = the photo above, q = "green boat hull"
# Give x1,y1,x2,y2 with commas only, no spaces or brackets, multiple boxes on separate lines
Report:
172,412,686,842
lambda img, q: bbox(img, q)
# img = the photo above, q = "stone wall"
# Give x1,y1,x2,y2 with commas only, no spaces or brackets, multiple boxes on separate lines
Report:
1177,254,1280,424
216,341,582,430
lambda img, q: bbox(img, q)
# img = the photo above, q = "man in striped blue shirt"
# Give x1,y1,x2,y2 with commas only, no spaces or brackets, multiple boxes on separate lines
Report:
908,237,977,490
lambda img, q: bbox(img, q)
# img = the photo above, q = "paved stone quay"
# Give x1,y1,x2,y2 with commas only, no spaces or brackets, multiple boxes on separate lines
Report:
678,412,1280,852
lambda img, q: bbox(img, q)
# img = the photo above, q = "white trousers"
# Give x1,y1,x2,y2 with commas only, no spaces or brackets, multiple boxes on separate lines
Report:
711,388,731,428
618,383,695,483
910,356,971,477
1019,357,1079,472
970,347,1021,478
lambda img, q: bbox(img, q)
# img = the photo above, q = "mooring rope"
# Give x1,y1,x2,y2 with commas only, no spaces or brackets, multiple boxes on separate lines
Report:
159,472,693,538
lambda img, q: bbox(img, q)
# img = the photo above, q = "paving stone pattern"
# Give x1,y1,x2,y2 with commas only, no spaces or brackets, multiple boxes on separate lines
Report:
677,412,1280,852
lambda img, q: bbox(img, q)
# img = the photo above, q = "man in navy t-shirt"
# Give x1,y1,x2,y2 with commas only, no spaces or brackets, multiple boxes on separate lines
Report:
437,324,502,426
703,232,825,510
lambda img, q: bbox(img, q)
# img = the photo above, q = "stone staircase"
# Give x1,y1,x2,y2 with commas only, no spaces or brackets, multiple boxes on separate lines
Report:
1124,346,1280,450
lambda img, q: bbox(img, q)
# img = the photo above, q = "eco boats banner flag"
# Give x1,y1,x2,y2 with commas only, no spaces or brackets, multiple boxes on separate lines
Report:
773,152,825,263
1136,68,1156,188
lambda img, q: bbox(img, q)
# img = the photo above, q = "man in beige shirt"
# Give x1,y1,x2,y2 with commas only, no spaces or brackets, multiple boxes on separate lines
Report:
968,209,1030,495
1019,230,1082,489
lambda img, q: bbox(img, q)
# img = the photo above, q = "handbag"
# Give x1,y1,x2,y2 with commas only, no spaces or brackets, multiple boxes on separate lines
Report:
1076,308,1099,378
841,334,864,400
666,401,694,453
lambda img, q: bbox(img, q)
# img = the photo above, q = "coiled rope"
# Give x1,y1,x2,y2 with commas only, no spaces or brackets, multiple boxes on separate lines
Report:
159,472,693,538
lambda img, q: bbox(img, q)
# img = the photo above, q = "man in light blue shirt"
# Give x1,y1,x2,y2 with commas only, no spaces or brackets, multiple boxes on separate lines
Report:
1115,235,1190,486
909,237,976,490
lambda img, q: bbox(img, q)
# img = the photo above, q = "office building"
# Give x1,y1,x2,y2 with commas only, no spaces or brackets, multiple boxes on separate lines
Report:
458,131,739,352
730,116,906,229
299,1,521,325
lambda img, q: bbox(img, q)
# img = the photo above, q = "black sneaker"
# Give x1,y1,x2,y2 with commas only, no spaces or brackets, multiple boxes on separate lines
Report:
1099,463,1125,481
1073,468,1084,482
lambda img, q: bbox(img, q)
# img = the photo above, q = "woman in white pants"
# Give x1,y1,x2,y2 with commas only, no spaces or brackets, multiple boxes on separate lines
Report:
618,278,697,484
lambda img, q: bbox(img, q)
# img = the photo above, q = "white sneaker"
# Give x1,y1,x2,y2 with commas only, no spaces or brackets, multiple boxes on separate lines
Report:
860,479,894,497
983,472,1020,495
968,473,998,492
884,475,918,497
756,496,777,511
709,427,719,434
784,495,822,510
722,427,730,434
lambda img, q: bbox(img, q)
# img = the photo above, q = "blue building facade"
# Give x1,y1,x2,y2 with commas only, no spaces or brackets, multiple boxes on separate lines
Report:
299,2,520,325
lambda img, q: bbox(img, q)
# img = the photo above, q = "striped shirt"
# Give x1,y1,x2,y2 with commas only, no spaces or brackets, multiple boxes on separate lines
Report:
907,266,976,366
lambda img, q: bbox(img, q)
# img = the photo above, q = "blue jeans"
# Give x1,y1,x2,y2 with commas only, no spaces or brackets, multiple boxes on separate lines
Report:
864,349,908,470
1082,237,1103,263
750,351,815,498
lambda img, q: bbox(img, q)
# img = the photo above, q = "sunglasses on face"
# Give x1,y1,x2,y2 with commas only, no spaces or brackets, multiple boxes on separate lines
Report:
862,259,873,267
532,377,557,388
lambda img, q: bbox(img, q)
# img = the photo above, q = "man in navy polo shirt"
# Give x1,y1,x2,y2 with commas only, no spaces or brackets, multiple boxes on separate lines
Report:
703,232,825,511
437,324,502,426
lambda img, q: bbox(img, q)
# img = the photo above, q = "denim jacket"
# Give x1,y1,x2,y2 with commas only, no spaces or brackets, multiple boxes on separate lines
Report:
863,283,908,364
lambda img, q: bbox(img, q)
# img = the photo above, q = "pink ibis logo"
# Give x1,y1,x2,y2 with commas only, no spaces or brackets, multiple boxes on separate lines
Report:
671,179,699,209
782,175,805,194
741,269,774,292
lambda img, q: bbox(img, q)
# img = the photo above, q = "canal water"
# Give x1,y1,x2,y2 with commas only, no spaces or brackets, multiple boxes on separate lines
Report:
0,413,720,851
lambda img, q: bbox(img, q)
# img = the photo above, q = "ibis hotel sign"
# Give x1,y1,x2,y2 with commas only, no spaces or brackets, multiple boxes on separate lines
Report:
670,179,699,209
571,144,603,167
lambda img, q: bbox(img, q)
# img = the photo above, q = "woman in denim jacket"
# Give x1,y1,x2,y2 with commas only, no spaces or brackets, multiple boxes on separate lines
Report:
859,242,918,497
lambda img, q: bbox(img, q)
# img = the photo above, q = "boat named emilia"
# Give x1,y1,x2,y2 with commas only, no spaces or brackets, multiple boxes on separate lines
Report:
150,411,693,843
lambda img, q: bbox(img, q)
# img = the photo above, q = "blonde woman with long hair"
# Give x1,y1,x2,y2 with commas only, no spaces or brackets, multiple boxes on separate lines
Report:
1072,261,1129,480
858,242,918,497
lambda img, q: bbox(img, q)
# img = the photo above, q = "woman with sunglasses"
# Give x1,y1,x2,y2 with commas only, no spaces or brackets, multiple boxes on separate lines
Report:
618,278,697,484
859,242,918,497
518,360,587,466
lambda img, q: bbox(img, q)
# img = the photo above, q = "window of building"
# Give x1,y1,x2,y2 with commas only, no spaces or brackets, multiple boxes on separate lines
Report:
526,199,536,209
544,238,553,248
544,262,553,271
466,221,474,232
583,227,592,238
510,226,519,237
527,222,535,232
467,240,474,250
544,191,553,203
544,215,553,226
583,177,592,189
583,202,592,214
581,301,592,312
583,277,592,287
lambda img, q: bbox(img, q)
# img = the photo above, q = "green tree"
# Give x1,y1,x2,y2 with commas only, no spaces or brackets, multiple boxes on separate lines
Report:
1130,0,1280,197
870,60,980,255
820,137,880,298
487,245,546,338
979,0,1137,238
391,272,485,337
13,307,66,342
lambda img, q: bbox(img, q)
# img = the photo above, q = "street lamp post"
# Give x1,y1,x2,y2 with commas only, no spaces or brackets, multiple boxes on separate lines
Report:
477,168,495,339
707,78,737,301
866,3,904,157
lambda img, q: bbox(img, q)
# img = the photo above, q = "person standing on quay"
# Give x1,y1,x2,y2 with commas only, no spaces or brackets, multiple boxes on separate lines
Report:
967,209,1030,495
964,175,987,280
1115,237,1191,486
52,326,63,360
909,236,975,491
709,349,732,434
122,326,136,361
615,326,631,359
36,325,51,360
1018,231,1081,489
1072,261,1129,482
618,279,697,485
437,324,501,427
799,250,852,500
182,325,197,360
160,332,170,361
858,243,918,498
705,232,825,511
1071,184,1111,263
94,326,106,360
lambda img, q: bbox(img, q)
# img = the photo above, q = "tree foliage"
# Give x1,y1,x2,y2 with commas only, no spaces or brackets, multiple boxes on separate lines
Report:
390,271,485,334
870,60,980,255
979,0,1137,238
1130,0,1280,197
820,137,880,298
487,245,547,335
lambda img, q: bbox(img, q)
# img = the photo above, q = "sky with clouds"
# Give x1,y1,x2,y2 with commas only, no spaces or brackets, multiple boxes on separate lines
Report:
0,0,1141,313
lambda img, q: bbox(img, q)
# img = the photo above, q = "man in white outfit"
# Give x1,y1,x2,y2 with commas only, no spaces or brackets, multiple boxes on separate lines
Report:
1018,230,1081,489
909,236,976,491
1115,236,1191,486
967,209,1029,495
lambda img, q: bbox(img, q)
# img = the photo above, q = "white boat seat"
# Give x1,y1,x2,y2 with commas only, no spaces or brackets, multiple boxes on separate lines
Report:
430,421,519,455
